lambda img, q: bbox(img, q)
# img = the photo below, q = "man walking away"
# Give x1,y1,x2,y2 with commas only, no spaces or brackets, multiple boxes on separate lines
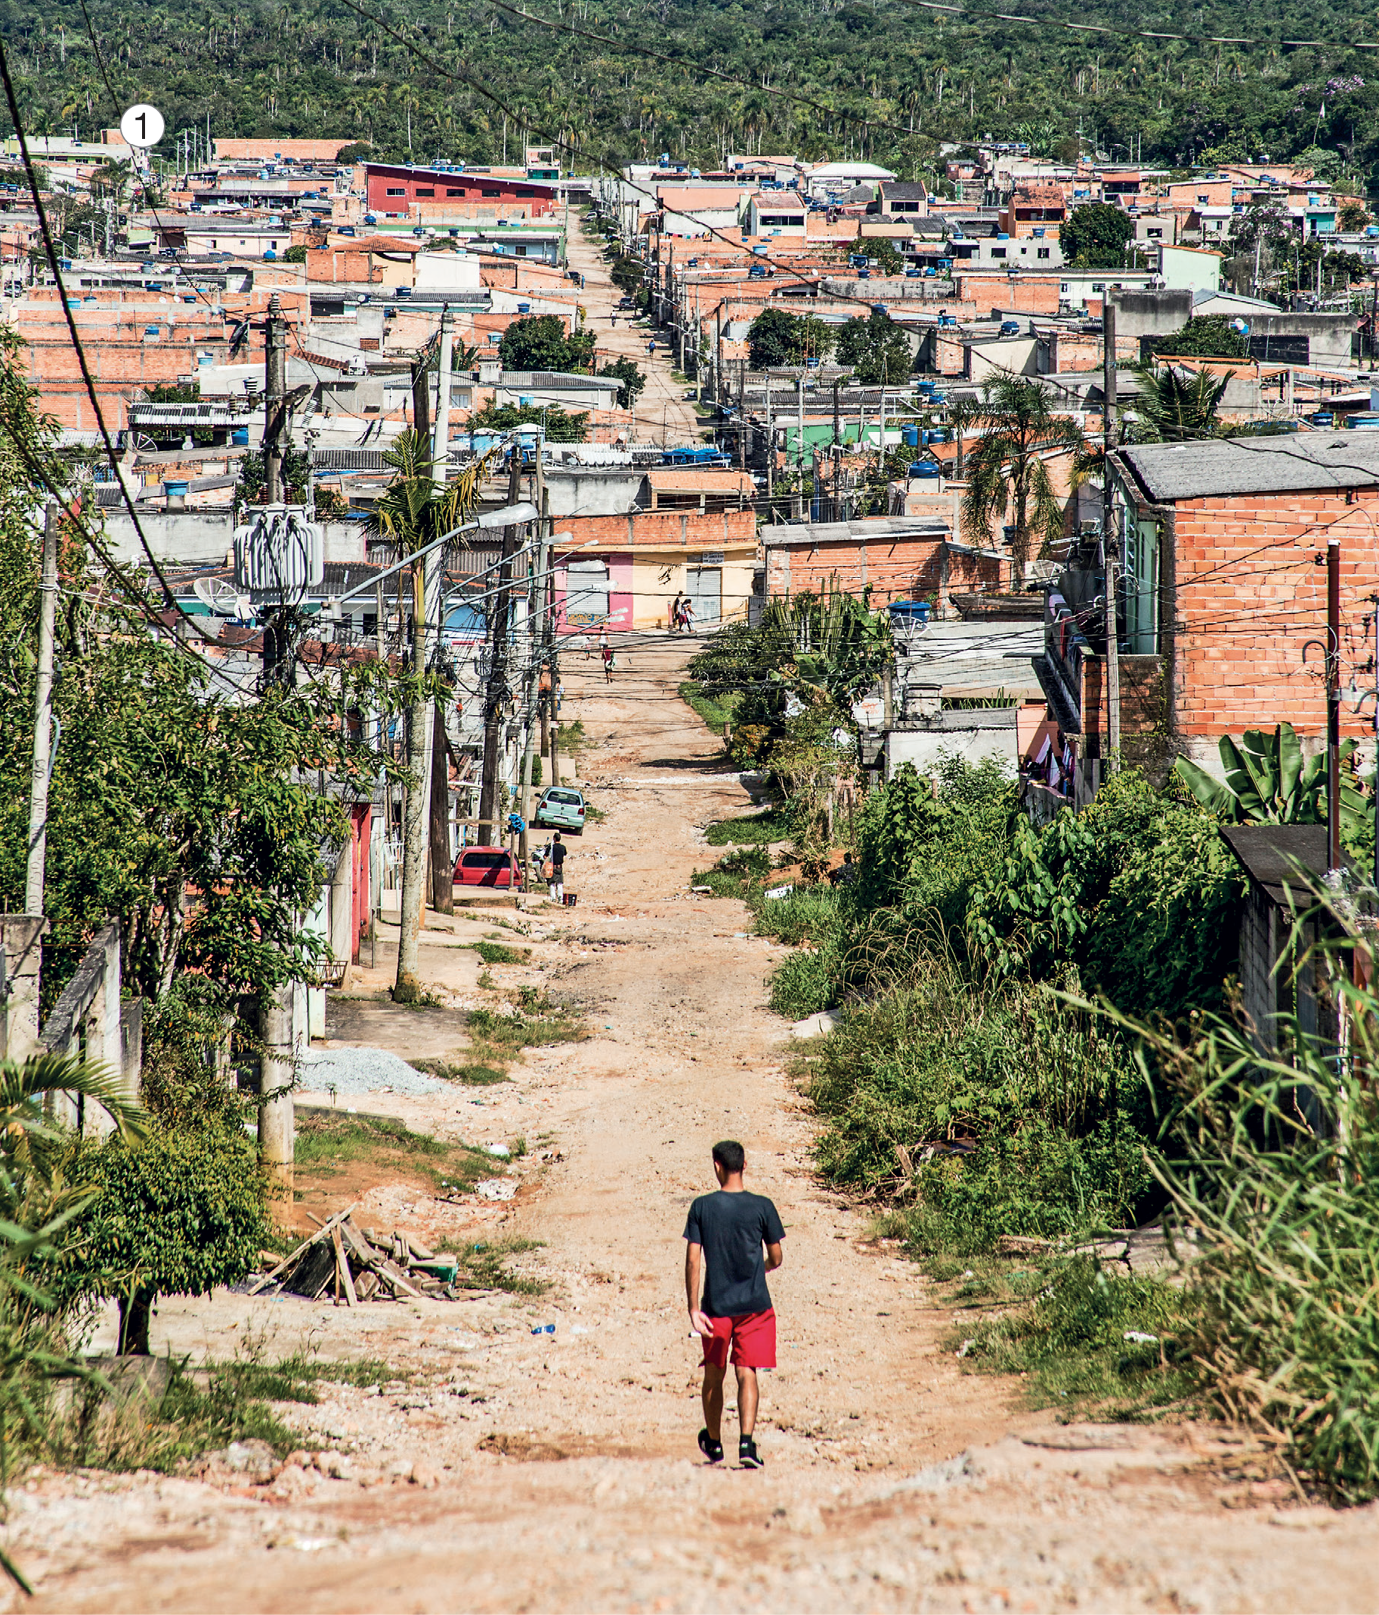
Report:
684,1140,784,1469
549,832,566,905
668,592,683,634
602,640,614,683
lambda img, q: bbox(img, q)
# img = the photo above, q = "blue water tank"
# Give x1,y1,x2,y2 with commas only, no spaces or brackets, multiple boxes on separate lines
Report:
889,599,932,624
517,301,531,313
902,423,919,448
231,427,249,446
908,461,940,479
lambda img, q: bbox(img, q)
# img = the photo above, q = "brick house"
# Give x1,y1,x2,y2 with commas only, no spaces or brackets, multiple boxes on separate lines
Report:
362,164,555,222
1037,435,1379,803
761,515,1000,612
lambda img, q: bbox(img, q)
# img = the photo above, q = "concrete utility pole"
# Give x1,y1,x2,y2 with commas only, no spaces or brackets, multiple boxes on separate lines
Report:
764,373,773,507
479,523,520,841
1102,298,1121,777
258,984,294,1202
518,470,550,878
24,503,58,918
263,294,286,503
1327,537,1341,874
426,308,454,914
395,301,451,992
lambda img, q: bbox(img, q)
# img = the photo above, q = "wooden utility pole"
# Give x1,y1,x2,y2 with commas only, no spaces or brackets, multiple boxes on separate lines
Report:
24,503,58,918
1102,298,1121,777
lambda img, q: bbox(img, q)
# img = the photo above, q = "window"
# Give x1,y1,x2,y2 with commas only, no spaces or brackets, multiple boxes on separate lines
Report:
516,187,536,197
1037,248,1050,259
447,187,463,196
386,187,405,196
1197,193,1210,203
1147,227,1163,238
990,247,1006,259
461,851,509,869
482,187,501,197
416,188,434,197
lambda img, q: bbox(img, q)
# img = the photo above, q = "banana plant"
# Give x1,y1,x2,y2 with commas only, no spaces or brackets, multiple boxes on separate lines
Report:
1174,722,1368,832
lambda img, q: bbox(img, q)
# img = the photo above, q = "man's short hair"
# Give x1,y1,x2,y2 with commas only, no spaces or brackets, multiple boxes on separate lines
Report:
553,831,562,841
712,1139,745,1175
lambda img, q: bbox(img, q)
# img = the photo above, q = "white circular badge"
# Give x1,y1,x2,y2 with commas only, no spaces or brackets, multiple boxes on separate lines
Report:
120,105,165,149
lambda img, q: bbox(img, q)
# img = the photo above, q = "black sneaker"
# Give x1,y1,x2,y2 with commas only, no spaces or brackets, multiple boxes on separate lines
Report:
739,1436,764,1469
697,1428,724,1464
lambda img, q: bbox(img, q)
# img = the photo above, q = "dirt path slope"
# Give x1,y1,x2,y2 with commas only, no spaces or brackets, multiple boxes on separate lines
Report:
565,218,702,446
6,643,1378,1613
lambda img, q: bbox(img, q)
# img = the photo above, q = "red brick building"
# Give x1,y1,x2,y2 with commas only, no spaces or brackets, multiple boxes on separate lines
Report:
1039,435,1379,801
762,516,1000,611
362,164,556,220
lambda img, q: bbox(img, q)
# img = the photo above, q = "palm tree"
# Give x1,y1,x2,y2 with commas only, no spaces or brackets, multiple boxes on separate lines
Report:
1129,360,1231,442
960,374,1087,575
368,431,491,1000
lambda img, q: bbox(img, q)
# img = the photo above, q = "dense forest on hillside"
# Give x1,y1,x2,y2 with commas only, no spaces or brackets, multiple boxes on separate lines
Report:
3,0,1379,195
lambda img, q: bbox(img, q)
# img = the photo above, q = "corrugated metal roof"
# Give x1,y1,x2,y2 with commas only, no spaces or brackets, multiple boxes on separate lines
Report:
760,516,949,547
1118,436,1379,503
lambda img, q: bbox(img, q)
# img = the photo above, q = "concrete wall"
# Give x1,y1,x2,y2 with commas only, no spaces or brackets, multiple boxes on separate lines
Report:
886,710,1019,776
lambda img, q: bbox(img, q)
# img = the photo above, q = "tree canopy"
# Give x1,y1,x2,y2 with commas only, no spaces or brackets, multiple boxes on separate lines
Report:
746,308,837,370
497,314,595,375
1149,315,1250,359
1059,202,1137,268
835,312,913,385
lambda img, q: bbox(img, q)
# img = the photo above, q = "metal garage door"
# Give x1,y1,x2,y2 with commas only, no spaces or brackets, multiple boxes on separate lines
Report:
565,560,610,626
685,566,721,627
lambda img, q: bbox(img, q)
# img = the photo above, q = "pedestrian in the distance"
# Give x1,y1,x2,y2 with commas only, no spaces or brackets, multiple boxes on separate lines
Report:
548,832,566,905
684,1140,785,1470
669,592,683,633
680,597,696,634
602,640,614,683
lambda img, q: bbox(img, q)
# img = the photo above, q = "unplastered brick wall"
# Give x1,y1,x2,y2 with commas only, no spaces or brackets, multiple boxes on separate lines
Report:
1172,491,1379,740
561,508,755,551
766,534,947,604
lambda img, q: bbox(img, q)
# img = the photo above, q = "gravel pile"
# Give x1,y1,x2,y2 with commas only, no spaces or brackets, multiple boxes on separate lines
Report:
297,1046,444,1098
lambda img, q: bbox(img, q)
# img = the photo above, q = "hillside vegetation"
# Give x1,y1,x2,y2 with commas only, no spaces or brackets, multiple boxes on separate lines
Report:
3,0,1378,194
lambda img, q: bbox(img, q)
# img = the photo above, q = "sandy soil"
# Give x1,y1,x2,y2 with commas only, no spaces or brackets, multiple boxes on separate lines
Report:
8,645,1379,1613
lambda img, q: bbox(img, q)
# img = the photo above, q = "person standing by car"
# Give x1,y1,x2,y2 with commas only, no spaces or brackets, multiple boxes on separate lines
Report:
548,832,566,904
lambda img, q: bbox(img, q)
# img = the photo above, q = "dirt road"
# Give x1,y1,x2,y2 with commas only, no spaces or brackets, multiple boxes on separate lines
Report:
564,218,703,448
7,644,1379,1613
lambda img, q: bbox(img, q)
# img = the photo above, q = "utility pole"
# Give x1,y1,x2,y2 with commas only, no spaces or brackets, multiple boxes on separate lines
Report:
257,294,296,1188
24,503,58,918
263,294,286,503
518,467,550,881
480,456,524,844
1327,537,1341,875
426,308,454,915
795,376,805,521
1102,297,1121,778
764,372,773,509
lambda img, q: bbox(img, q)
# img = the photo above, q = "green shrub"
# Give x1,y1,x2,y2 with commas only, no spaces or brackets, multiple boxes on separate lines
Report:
768,948,835,1018
66,1124,269,1354
471,941,531,965
800,965,1152,1251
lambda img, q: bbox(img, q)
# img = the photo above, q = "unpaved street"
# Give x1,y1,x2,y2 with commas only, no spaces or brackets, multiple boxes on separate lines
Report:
6,644,1379,1613
564,221,703,448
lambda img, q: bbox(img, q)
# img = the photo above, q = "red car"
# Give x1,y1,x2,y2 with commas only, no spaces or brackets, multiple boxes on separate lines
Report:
452,846,523,889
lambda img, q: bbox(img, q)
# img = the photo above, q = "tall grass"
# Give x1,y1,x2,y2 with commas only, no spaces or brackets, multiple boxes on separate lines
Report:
1117,974,1379,1501
798,958,1152,1251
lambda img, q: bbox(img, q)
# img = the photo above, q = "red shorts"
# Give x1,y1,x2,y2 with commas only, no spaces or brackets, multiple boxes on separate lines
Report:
700,1308,776,1370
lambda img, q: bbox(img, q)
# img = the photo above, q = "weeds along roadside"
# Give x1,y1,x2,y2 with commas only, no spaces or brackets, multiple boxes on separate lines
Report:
698,758,1379,1499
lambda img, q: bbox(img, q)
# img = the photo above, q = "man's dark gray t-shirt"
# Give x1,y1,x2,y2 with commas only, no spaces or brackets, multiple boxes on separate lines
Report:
684,1190,785,1318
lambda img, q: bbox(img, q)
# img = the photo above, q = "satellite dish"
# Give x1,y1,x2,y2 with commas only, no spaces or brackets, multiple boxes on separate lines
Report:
193,577,248,617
